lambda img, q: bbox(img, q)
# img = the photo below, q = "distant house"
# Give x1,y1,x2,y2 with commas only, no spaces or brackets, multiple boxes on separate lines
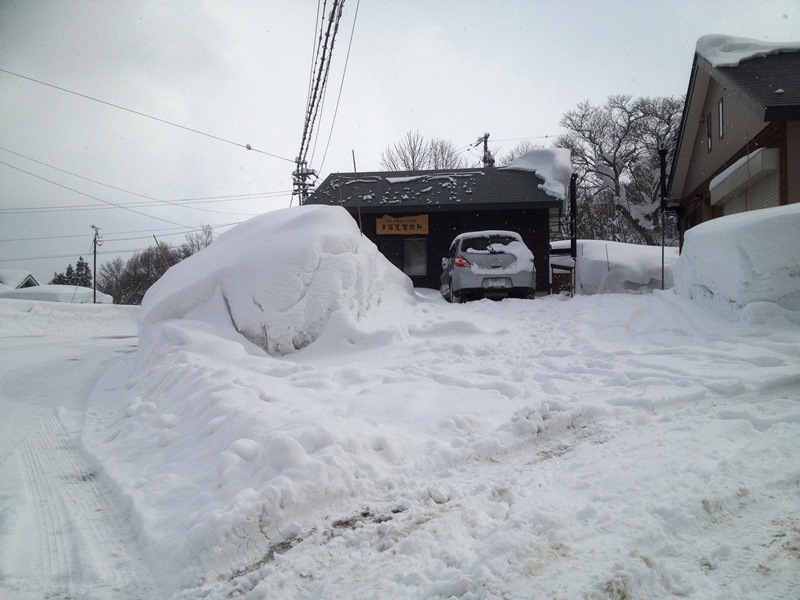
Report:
668,35,800,244
304,150,571,292
0,269,40,289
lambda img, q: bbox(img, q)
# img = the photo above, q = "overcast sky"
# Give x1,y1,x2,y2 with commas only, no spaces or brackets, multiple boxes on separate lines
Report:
1,0,798,284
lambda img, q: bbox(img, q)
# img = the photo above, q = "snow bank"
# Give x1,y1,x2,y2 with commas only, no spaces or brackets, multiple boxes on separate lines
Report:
675,204,800,310
0,284,113,304
552,240,678,294
0,297,138,335
502,148,572,200
140,205,414,356
696,34,800,68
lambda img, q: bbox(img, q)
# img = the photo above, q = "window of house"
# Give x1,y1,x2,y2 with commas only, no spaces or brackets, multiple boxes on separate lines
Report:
718,98,724,140
706,112,712,152
403,238,427,276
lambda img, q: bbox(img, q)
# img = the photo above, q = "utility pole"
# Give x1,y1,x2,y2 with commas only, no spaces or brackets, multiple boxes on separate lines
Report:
658,145,668,291
91,225,102,304
475,133,495,168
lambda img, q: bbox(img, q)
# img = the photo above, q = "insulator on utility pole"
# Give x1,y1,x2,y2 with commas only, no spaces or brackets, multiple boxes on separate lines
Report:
292,158,318,205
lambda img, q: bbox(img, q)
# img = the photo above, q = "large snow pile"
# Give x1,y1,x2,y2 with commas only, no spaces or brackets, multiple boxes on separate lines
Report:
696,34,800,67
501,148,572,200
140,205,414,356
552,240,678,294
0,284,113,304
675,204,800,311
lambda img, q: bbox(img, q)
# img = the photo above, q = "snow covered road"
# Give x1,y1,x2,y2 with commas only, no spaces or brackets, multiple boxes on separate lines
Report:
0,302,161,598
1,291,799,599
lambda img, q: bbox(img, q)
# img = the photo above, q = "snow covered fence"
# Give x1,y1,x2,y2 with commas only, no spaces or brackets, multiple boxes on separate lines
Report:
674,204,800,310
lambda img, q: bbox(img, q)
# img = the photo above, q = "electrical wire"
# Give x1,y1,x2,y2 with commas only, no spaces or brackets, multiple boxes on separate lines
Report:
1,222,241,244
0,146,281,216
0,160,190,228
0,67,294,163
297,0,345,166
316,0,359,173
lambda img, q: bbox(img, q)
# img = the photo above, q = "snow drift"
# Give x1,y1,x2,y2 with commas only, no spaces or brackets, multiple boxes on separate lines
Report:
675,204,800,310
140,205,414,355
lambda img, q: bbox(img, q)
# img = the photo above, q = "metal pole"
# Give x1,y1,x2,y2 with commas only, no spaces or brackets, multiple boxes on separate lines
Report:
658,146,668,290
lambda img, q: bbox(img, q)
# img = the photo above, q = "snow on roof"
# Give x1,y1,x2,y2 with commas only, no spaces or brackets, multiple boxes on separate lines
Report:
0,269,39,289
0,284,113,304
500,148,572,200
696,34,800,68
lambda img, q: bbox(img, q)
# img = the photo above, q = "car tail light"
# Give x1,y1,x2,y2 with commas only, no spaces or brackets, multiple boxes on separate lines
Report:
454,255,471,268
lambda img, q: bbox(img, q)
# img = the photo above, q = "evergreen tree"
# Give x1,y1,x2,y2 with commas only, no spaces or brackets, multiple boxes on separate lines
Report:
50,258,92,286
74,257,92,287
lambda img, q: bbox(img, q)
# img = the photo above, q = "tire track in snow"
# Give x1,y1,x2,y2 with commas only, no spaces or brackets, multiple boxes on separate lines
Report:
11,410,160,599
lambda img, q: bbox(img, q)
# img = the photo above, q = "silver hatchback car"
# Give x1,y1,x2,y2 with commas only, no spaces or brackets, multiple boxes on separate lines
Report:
440,230,536,302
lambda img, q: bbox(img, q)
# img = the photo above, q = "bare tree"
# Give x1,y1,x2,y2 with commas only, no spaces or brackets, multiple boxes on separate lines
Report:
428,138,466,169
97,224,216,304
379,131,465,171
379,131,431,171
499,140,543,165
555,95,682,245
181,224,215,258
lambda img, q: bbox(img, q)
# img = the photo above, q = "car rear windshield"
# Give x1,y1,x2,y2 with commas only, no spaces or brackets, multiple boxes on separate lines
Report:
462,236,516,253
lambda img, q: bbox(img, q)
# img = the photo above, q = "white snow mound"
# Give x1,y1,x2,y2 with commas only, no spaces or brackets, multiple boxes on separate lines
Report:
140,205,414,355
675,204,800,310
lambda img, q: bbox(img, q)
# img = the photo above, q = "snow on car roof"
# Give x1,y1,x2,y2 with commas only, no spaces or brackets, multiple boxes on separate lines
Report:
453,230,522,242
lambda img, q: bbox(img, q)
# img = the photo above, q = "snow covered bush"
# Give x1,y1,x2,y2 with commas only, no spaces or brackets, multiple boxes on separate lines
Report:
139,205,414,355
674,204,800,310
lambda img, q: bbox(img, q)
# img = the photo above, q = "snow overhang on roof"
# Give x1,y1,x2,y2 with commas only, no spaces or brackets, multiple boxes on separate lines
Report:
696,34,800,68
500,148,572,201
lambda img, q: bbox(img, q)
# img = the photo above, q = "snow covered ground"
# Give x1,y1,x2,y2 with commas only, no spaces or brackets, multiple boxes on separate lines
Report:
1,205,799,599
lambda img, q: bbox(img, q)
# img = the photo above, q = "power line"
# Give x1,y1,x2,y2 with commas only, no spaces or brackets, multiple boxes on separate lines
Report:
1,222,241,244
0,147,291,216
0,67,294,163
0,191,291,213
317,0,360,174
293,0,346,203
0,159,190,228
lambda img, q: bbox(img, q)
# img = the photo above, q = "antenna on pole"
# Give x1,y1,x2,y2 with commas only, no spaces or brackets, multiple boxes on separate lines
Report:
475,133,495,168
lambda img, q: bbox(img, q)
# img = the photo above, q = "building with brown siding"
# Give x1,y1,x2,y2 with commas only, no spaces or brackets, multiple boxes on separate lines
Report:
668,35,800,244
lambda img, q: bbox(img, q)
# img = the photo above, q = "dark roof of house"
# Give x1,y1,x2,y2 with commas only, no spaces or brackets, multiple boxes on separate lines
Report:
305,167,563,213
703,51,800,121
